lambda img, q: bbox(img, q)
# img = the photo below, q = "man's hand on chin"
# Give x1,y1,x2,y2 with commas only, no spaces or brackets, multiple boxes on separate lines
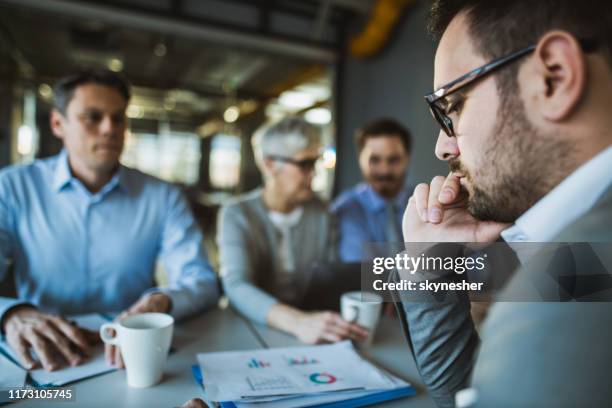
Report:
403,173,509,243
104,292,172,368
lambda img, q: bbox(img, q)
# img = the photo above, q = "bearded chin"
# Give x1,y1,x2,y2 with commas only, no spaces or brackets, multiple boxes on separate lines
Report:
467,184,521,223
468,139,572,223
460,82,577,224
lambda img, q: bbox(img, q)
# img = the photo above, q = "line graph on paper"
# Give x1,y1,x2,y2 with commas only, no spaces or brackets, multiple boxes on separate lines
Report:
246,375,295,392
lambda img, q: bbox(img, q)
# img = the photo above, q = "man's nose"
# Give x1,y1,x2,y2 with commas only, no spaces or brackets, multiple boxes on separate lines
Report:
434,130,459,161
376,160,392,174
99,116,118,136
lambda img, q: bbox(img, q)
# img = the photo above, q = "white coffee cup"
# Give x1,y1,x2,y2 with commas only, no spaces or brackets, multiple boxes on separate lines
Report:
341,291,383,346
100,313,174,388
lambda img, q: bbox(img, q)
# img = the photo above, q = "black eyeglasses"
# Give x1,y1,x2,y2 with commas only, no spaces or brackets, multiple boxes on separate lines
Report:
425,39,598,137
267,155,320,172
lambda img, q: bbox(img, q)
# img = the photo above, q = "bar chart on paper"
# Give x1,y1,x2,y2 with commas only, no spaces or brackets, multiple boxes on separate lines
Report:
247,358,271,368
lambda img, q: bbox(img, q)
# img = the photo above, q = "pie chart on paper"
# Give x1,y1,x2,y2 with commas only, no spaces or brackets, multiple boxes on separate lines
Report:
309,372,337,384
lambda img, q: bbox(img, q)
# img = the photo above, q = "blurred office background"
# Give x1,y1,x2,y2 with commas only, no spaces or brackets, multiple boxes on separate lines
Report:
0,0,447,267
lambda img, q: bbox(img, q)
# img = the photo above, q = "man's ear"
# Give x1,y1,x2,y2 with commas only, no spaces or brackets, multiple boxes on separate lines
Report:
50,109,66,140
532,31,587,121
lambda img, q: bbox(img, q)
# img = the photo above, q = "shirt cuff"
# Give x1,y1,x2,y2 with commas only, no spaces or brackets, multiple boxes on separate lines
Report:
0,299,35,337
143,285,219,321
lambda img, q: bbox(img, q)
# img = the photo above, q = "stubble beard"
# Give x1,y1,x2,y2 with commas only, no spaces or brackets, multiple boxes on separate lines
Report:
461,90,576,223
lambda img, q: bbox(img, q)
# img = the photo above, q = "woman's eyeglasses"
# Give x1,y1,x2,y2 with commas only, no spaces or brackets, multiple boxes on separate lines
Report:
267,155,320,172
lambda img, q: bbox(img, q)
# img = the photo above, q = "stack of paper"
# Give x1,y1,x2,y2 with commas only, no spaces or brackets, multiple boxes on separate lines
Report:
194,341,415,408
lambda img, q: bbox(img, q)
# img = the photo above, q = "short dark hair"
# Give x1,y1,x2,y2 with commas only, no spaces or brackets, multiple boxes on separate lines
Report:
355,118,412,154
53,69,131,114
428,0,612,93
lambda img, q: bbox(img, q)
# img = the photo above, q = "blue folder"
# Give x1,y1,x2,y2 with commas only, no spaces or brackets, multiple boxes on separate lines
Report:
191,365,416,408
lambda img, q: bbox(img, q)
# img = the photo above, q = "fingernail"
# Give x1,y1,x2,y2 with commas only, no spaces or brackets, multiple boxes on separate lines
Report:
420,211,428,222
440,188,453,202
429,208,441,222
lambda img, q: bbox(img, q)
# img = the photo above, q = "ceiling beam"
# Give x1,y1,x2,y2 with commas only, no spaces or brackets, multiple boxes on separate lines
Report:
0,0,338,63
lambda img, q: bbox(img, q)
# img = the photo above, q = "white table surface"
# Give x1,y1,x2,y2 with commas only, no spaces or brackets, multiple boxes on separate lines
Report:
10,307,436,408
11,307,262,408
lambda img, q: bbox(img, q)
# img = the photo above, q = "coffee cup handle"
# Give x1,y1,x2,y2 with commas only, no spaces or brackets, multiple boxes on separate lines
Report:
347,305,360,323
99,323,119,346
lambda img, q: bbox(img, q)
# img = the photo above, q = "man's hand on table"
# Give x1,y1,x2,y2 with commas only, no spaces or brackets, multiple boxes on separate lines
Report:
105,292,172,368
2,305,97,371
403,173,509,243
180,398,208,408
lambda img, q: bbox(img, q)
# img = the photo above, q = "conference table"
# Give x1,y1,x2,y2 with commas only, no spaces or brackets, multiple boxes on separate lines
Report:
11,305,436,408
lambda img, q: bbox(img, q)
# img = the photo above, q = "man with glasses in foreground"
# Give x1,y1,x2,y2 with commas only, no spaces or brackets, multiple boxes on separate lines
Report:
398,0,612,407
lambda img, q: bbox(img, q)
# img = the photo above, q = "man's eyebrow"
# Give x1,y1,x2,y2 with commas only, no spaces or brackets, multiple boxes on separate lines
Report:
444,89,467,104
445,92,461,103
80,107,126,115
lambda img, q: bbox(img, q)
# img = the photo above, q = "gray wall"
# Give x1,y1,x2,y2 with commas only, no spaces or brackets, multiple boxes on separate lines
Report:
335,0,447,194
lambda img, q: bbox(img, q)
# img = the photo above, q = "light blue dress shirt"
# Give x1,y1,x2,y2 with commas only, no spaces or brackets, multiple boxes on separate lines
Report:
332,182,414,262
0,151,219,322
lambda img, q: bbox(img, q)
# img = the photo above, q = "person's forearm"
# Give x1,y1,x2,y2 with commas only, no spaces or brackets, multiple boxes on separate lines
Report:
155,274,220,320
395,246,479,407
404,298,478,407
266,303,304,336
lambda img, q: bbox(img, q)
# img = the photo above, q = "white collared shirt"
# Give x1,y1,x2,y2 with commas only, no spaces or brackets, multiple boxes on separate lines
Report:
501,146,612,243
268,206,304,273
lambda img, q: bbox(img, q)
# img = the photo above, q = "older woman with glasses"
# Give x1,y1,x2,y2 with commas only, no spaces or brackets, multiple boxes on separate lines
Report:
217,116,367,344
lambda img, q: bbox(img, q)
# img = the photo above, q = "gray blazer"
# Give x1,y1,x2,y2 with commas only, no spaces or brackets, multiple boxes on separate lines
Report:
217,189,336,324
397,185,612,408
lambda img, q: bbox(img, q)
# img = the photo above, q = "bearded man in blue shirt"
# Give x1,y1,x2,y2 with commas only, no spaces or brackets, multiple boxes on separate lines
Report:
0,70,219,372
332,118,414,262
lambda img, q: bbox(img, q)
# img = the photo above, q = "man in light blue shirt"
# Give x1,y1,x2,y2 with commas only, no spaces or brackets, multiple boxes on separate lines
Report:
332,118,413,262
0,70,219,372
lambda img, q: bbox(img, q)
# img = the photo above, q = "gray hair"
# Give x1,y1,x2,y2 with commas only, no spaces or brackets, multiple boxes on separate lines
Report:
252,116,321,168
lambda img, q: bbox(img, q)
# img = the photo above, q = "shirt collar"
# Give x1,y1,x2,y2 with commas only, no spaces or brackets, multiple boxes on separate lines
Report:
52,150,73,191
52,149,128,194
360,183,410,213
501,146,612,242
268,206,304,228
